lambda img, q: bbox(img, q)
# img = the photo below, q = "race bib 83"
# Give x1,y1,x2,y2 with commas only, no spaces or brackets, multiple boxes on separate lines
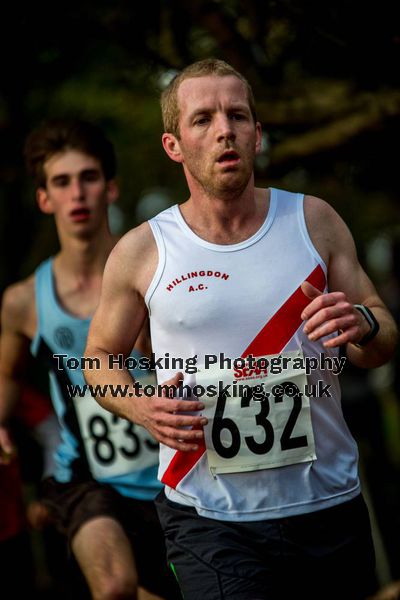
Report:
73,375,159,479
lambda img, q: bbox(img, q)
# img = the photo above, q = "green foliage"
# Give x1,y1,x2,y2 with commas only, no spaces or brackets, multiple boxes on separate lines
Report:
0,0,399,286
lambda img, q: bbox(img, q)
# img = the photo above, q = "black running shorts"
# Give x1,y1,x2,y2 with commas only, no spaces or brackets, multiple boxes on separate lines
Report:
156,491,376,600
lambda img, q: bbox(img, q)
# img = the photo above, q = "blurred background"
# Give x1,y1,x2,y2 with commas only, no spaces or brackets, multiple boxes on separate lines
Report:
0,0,399,595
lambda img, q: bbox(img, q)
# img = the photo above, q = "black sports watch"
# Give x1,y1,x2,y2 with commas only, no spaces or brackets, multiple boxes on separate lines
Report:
353,304,380,347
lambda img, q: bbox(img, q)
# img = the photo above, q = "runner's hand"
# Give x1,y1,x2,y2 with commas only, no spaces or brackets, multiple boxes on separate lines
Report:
130,372,207,452
301,282,371,348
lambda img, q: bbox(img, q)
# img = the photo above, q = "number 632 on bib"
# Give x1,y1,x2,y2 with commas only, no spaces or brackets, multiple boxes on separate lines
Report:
196,352,316,477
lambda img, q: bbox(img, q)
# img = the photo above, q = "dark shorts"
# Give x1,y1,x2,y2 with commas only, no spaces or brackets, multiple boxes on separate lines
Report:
156,491,377,600
41,477,181,599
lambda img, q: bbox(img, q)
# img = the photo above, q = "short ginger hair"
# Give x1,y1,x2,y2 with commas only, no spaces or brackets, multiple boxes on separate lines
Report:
160,58,257,138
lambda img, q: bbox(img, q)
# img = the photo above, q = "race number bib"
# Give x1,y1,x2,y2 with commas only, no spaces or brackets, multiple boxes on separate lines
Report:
73,375,159,478
196,350,316,476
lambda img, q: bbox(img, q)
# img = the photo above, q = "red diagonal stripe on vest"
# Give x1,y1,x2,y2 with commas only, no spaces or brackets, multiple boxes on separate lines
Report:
161,264,326,489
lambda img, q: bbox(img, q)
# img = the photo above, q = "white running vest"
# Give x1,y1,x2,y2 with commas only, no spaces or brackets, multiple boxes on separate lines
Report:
146,188,360,521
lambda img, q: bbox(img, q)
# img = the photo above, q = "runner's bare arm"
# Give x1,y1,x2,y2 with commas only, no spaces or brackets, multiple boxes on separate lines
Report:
134,316,152,359
302,196,398,367
84,223,207,451
0,280,34,460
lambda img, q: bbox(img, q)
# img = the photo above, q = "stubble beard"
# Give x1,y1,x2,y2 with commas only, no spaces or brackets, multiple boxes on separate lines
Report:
189,159,253,201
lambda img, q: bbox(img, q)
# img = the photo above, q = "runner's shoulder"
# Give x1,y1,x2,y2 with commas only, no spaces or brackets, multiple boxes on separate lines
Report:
105,222,158,295
303,195,346,233
108,221,157,266
303,195,353,265
1,275,35,331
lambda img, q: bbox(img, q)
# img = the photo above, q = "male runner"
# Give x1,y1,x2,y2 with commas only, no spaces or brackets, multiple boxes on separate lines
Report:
84,60,398,599
0,119,179,600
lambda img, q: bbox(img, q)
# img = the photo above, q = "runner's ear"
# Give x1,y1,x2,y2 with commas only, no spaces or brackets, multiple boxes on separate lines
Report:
36,188,54,214
106,179,119,205
162,133,183,163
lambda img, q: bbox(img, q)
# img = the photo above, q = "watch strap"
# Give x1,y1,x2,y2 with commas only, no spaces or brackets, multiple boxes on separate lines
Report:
353,304,380,347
